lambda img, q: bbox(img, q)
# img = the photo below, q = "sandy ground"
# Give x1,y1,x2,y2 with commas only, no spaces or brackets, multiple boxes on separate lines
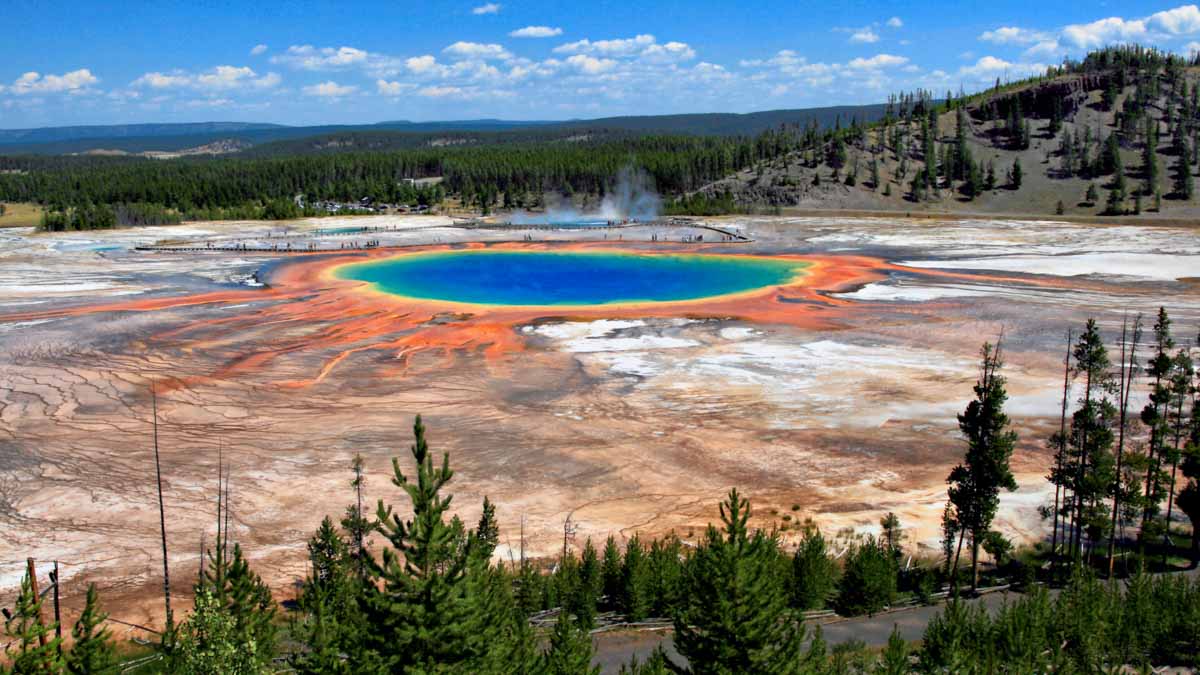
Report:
1,214,1198,634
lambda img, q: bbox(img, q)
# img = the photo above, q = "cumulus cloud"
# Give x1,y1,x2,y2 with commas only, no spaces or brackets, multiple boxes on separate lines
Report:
509,26,562,38
472,3,501,14
250,44,268,56
133,65,280,92
405,55,440,75
957,55,1046,81
303,81,357,97
849,28,880,43
979,26,1051,45
420,85,466,98
999,5,1200,53
550,34,695,65
1062,16,1150,48
553,34,656,57
886,17,903,28
442,41,512,60
272,45,369,70
640,41,696,63
566,54,617,74
847,53,909,69
9,69,99,95
376,79,414,96
1147,4,1200,34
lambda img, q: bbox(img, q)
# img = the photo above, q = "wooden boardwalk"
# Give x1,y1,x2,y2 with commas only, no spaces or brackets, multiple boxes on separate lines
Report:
133,219,751,256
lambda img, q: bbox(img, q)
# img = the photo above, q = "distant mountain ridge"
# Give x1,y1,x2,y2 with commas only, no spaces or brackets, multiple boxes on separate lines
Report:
0,122,287,145
0,105,889,155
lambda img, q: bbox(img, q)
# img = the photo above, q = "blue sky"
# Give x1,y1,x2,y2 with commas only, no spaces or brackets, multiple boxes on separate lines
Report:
2,1,1199,128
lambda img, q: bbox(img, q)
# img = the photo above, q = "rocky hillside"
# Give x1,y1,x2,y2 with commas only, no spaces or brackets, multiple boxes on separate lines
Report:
697,46,1200,219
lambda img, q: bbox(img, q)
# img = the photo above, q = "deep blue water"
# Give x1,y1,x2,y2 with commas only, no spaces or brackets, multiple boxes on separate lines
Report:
336,250,807,306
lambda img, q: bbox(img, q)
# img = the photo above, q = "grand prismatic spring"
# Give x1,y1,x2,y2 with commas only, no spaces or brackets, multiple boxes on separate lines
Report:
2,215,1199,624
334,250,811,306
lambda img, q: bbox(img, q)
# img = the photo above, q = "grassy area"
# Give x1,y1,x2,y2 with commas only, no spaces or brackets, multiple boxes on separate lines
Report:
0,202,43,228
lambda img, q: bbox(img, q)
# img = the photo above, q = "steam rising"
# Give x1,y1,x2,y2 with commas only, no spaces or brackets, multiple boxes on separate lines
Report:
510,165,661,225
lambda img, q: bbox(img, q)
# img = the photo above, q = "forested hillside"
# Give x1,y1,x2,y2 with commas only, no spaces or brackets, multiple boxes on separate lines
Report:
0,134,791,226
696,45,1200,218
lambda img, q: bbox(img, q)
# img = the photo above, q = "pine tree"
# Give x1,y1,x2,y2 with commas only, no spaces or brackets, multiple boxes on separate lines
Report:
947,342,1019,591
876,626,912,675
1069,320,1118,562
292,517,365,673
542,611,600,674
2,568,65,673
835,536,898,616
601,535,623,609
791,526,837,610
880,512,905,558
954,106,969,181
1160,349,1195,565
1141,309,1175,545
197,543,277,663
1143,118,1159,193
342,453,370,578
1175,152,1194,199
363,415,533,669
672,489,806,672
569,539,601,629
620,534,652,621
1010,158,1023,189
1105,188,1125,215
65,584,115,675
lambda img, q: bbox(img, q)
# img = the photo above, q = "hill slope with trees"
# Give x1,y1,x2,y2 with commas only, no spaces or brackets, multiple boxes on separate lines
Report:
692,45,1200,219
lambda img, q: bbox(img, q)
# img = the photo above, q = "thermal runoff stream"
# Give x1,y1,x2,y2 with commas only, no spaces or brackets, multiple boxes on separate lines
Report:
333,249,811,306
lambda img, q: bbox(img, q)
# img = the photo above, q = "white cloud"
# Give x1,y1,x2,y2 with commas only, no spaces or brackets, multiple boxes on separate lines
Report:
250,44,268,56
376,79,414,96
401,56,436,76
420,85,465,98
566,54,617,74
303,81,357,98
1023,40,1063,58
979,26,1051,45
847,54,909,69
442,41,512,60
1062,16,1149,48
185,98,234,108
1186,40,1200,52
9,69,99,95
978,6,1200,56
957,55,1046,81
1147,4,1200,34
472,3,501,14
640,41,696,63
849,28,879,44
509,26,562,38
272,45,369,70
1058,5,1200,49
886,17,903,28
553,34,656,56
132,65,279,92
